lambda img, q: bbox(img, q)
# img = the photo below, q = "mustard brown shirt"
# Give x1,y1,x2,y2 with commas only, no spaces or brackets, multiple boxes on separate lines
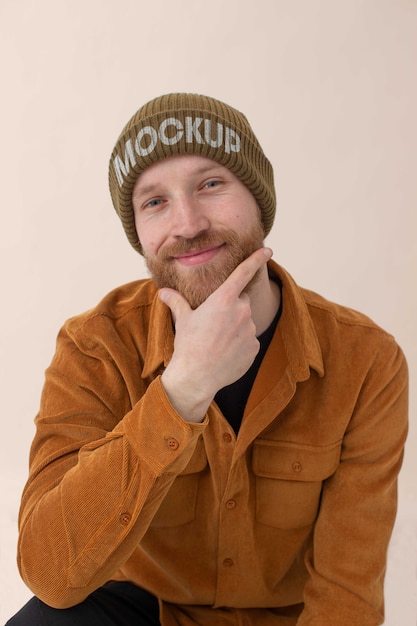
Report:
17,261,408,625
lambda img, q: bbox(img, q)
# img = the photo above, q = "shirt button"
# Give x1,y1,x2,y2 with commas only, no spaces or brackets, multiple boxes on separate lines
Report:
223,558,234,567
119,512,132,525
167,438,179,450
292,461,303,473
222,432,232,443
225,499,236,509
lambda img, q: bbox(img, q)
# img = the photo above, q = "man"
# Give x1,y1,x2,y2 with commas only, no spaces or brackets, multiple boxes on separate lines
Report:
7,93,408,625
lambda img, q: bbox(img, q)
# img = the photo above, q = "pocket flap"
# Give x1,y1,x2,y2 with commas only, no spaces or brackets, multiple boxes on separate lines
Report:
252,439,341,482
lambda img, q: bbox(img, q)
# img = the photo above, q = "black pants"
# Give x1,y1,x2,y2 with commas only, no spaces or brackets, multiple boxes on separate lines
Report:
5,582,161,626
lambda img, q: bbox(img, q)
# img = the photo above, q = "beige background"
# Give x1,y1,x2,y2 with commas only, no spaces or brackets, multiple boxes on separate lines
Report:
1,0,416,622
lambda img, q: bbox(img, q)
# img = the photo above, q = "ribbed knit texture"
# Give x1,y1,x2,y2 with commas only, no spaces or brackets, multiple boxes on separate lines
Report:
108,93,276,254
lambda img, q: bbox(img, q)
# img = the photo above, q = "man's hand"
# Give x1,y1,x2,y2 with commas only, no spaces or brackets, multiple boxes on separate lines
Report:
158,247,272,422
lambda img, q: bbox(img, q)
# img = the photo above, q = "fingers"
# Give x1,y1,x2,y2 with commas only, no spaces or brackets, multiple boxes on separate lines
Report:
218,247,272,299
158,288,191,321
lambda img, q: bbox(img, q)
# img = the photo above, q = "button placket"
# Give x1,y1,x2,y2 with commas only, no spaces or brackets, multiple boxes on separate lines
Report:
216,493,239,592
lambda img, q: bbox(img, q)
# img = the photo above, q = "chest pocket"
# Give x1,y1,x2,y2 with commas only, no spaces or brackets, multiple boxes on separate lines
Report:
252,439,341,529
151,438,208,528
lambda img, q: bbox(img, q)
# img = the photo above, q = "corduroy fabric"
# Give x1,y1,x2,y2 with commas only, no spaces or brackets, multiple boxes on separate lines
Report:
16,261,408,623
108,93,276,254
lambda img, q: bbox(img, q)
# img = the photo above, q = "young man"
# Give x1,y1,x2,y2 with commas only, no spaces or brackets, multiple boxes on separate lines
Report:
8,93,408,626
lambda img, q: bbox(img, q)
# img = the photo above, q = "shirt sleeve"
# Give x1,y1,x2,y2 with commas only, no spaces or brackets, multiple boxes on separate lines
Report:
297,337,408,625
17,321,207,609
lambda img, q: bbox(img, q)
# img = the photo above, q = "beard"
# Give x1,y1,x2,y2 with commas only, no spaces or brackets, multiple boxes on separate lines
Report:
145,221,265,309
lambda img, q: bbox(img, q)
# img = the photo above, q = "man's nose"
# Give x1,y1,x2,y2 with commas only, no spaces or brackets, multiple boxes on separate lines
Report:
171,196,210,239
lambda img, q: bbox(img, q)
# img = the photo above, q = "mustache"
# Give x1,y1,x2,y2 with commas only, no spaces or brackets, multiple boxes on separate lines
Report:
158,230,240,260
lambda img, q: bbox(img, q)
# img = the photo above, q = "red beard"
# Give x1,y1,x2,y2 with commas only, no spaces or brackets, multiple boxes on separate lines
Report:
145,222,265,309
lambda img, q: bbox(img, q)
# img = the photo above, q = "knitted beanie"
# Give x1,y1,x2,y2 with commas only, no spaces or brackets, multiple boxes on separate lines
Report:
108,93,276,254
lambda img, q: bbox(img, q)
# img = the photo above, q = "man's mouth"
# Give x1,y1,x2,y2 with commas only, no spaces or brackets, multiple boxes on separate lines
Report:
171,244,224,267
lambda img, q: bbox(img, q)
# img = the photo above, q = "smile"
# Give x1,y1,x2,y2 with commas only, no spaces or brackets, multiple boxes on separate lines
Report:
172,244,224,267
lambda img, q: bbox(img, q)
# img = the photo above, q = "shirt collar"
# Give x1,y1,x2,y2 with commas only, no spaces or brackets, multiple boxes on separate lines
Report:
141,290,175,379
270,260,324,379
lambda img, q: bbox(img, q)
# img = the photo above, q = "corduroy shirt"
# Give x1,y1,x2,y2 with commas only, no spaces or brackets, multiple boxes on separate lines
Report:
17,261,408,625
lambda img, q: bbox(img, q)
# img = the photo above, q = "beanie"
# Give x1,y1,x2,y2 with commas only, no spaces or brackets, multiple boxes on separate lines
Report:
108,93,276,254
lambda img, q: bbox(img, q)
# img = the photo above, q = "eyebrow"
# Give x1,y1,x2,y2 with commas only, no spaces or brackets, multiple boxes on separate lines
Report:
132,182,160,198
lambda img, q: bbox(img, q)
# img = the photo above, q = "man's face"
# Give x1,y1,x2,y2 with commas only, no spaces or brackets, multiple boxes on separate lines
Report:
132,154,265,309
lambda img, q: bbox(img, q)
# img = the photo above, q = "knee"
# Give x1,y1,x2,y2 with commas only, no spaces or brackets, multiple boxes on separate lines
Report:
5,597,44,626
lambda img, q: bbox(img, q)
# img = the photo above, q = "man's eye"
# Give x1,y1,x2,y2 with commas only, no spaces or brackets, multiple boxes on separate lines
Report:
204,180,221,189
144,198,163,209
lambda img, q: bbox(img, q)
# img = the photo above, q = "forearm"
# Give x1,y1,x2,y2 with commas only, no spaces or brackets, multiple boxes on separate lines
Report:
18,377,206,608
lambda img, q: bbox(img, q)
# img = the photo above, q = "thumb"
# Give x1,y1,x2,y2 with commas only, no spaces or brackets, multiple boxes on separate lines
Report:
158,288,191,321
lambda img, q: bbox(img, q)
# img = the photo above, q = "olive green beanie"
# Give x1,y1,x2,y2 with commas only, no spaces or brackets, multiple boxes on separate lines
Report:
108,93,276,254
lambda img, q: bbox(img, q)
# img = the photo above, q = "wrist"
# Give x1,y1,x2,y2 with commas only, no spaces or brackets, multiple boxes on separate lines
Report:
161,369,212,423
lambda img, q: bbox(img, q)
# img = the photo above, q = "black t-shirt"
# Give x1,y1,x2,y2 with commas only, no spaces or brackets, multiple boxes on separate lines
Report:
214,282,282,434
